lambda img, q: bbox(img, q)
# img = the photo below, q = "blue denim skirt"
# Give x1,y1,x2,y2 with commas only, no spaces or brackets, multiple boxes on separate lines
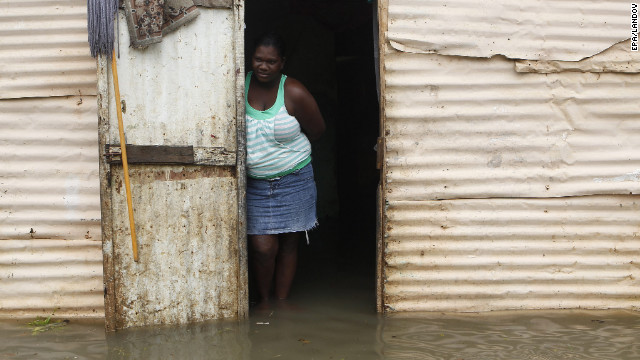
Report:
246,162,318,235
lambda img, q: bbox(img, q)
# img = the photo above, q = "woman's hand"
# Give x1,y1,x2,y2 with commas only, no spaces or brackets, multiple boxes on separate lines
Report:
284,78,326,141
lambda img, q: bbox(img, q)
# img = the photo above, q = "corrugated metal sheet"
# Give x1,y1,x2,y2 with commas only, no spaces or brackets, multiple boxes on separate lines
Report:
387,0,631,61
0,95,103,318
384,196,640,312
0,0,103,319
0,0,97,100
384,52,640,201
515,40,640,73
380,1,640,312
100,8,244,329
0,96,101,241
0,240,104,318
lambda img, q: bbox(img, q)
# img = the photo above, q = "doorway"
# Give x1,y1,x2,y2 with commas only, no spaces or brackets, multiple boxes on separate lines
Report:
244,0,380,307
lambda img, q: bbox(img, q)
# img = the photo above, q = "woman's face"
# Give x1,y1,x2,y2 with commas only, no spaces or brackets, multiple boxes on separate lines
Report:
251,45,285,83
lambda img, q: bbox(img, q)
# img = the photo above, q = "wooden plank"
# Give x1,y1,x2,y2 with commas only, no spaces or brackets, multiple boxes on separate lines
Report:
106,145,236,166
193,0,232,8
106,145,193,164
128,145,193,163
193,147,236,166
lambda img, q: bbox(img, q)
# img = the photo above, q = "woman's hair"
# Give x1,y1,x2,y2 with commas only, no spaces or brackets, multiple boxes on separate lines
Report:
253,31,287,58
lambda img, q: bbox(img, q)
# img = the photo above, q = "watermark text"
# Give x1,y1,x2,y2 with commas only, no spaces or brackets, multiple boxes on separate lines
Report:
632,3,638,51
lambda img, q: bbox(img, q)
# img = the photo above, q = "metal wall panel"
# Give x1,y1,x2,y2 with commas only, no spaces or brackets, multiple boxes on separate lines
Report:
109,166,239,327
0,0,97,100
384,196,640,312
100,7,245,329
0,1,103,318
0,96,101,241
380,2,640,312
106,11,236,150
387,0,631,61
0,96,103,318
515,40,640,73
384,51,640,201
0,240,104,318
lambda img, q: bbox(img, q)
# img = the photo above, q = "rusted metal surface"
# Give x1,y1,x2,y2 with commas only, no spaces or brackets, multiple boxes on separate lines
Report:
376,0,390,314
99,7,245,329
231,0,248,319
0,239,104,318
387,0,631,61
0,0,97,99
98,54,117,330
378,0,640,312
376,185,384,314
110,166,238,328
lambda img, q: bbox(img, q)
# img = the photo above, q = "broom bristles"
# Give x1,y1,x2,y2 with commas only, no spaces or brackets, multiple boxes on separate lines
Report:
87,0,119,58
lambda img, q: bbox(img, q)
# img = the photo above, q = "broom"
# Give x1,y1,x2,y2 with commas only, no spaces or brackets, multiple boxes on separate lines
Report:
88,0,139,262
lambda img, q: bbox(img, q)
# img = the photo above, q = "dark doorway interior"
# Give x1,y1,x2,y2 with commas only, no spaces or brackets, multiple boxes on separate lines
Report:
245,0,380,306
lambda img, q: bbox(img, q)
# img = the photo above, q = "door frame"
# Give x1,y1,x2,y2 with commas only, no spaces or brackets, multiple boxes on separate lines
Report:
375,0,388,314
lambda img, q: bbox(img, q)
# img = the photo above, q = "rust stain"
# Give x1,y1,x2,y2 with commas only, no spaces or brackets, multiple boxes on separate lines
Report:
126,166,236,183
115,177,123,194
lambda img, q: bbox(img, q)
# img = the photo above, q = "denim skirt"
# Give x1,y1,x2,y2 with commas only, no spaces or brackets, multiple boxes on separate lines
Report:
246,162,318,235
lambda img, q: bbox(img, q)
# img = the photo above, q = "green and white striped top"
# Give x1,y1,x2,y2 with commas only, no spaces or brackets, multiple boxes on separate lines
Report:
245,72,312,179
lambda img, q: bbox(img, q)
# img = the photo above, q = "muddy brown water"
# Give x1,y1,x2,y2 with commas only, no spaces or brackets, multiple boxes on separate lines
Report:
2,265,640,359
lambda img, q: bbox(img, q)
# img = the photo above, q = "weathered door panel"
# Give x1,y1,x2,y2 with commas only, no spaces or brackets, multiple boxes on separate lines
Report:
110,165,238,328
98,5,246,330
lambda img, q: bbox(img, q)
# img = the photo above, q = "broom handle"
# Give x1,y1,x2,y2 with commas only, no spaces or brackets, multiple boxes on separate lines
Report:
111,49,139,262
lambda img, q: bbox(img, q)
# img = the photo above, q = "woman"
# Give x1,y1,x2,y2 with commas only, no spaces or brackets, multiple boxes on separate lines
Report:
245,32,325,306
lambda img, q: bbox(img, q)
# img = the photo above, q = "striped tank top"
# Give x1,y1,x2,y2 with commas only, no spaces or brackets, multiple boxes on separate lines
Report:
245,72,312,179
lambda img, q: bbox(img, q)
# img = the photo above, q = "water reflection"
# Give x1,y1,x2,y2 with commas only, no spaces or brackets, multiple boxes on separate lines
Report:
380,310,640,360
106,320,250,359
2,270,640,360
0,319,107,360
106,295,381,359
4,307,640,360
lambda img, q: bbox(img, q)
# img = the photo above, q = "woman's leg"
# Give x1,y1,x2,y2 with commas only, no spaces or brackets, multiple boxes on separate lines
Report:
274,232,300,300
250,234,279,302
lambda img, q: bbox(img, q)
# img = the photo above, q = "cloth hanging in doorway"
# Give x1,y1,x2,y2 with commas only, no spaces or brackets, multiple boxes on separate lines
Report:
123,0,200,48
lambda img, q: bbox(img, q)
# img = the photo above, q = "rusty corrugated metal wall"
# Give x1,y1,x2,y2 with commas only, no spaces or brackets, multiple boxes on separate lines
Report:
0,0,103,317
378,0,640,312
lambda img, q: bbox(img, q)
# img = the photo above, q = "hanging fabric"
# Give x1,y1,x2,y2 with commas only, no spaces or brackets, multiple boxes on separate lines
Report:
123,0,201,48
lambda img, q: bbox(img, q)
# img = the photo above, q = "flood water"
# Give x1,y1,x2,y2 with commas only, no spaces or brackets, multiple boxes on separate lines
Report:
2,261,640,359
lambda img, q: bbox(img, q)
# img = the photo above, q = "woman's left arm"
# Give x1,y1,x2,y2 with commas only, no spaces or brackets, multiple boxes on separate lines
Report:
284,78,326,141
